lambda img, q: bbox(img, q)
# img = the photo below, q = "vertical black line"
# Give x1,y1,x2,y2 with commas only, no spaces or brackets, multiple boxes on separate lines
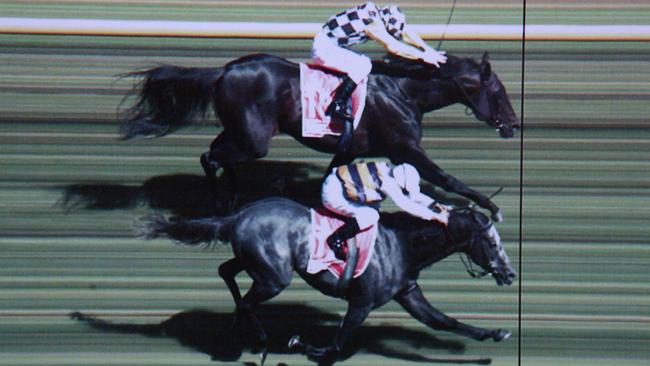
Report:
518,1,527,366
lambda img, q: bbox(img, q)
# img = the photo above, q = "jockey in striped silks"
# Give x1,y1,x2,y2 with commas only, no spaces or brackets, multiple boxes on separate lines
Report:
322,161,449,259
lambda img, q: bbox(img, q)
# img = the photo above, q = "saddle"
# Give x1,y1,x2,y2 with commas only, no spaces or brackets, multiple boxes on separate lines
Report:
306,207,378,279
299,63,368,138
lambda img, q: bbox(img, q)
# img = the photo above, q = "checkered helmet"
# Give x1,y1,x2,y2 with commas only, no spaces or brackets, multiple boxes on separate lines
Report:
380,4,406,39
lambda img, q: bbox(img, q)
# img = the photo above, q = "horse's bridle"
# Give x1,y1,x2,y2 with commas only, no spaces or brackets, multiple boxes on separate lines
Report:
444,208,496,279
452,77,505,134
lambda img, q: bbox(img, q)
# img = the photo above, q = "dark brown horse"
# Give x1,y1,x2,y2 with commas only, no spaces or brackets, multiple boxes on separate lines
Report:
120,52,519,221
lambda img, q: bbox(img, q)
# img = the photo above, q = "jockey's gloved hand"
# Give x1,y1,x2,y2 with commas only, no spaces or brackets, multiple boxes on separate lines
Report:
422,49,447,67
431,212,449,226
430,203,450,225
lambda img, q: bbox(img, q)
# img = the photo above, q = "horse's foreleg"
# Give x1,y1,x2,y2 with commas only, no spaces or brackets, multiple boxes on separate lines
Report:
291,302,372,365
395,284,510,342
393,147,502,221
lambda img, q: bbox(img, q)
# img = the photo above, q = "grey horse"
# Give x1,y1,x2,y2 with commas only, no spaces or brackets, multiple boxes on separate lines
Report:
140,197,516,365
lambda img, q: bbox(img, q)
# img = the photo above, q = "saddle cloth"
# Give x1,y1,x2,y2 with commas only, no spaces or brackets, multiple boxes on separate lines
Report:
307,207,378,279
299,63,368,138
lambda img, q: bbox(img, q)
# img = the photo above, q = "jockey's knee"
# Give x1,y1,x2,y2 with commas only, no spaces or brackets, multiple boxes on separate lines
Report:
348,57,372,84
355,209,379,230
322,174,343,204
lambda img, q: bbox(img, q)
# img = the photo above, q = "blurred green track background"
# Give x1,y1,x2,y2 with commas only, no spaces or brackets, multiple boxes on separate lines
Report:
0,1,648,365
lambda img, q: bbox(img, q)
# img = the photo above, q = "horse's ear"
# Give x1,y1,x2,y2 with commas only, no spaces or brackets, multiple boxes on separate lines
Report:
480,52,492,82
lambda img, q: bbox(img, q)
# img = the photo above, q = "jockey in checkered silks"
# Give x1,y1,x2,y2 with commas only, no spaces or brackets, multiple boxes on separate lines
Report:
312,2,447,144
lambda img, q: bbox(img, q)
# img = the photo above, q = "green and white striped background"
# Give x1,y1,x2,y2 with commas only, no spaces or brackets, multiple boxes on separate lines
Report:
1,1,648,365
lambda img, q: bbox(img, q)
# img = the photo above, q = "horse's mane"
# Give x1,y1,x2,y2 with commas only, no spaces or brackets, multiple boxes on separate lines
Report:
379,211,434,231
230,53,479,81
236,197,481,244
378,207,482,244
371,53,479,80
378,211,449,244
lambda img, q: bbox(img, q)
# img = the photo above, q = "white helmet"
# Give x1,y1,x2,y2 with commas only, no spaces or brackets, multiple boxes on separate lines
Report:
380,4,406,39
392,163,420,193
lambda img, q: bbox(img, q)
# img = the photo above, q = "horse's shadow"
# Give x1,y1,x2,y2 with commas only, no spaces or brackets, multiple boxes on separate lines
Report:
71,303,489,365
57,161,325,218
57,160,469,218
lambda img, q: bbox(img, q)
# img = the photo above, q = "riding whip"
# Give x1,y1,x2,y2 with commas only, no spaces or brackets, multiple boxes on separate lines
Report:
437,0,458,50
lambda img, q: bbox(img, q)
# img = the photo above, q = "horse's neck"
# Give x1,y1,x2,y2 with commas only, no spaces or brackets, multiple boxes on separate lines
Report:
399,77,459,113
389,225,456,272
371,55,467,113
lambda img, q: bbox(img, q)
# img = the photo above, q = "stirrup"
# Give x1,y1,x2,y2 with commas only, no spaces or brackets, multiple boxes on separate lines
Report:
326,101,353,122
328,239,347,260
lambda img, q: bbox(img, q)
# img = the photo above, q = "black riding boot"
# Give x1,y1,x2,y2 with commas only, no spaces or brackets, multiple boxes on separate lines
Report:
325,116,354,174
326,219,361,260
326,75,357,122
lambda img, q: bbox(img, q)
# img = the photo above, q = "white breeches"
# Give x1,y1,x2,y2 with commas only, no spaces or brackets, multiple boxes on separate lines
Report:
321,173,380,230
311,32,372,84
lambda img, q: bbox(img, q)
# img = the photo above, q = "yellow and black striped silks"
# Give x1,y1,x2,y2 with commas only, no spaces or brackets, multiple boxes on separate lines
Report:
335,162,389,203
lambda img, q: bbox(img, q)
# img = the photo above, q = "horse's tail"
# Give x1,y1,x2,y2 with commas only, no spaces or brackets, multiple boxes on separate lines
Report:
119,65,225,140
136,213,234,246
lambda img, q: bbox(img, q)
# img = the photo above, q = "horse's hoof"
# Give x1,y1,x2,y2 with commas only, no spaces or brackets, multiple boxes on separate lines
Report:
200,153,215,176
288,335,302,349
491,209,503,223
493,329,511,342
259,348,268,366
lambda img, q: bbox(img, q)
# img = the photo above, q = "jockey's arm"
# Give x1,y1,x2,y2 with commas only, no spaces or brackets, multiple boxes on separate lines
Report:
402,26,432,51
382,179,448,224
409,190,435,207
365,21,427,61
402,25,447,65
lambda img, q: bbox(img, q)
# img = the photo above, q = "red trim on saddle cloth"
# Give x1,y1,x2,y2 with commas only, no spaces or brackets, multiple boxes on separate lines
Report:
307,208,378,279
300,63,368,138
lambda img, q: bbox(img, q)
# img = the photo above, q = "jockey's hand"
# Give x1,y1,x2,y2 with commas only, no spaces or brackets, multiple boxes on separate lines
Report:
431,203,450,225
422,49,447,67
431,212,449,226
431,202,450,214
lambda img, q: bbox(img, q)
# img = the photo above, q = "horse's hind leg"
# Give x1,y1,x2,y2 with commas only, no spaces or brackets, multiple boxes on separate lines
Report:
395,283,510,342
219,257,289,362
218,258,245,308
200,132,249,211
201,132,245,179
203,107,274,209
